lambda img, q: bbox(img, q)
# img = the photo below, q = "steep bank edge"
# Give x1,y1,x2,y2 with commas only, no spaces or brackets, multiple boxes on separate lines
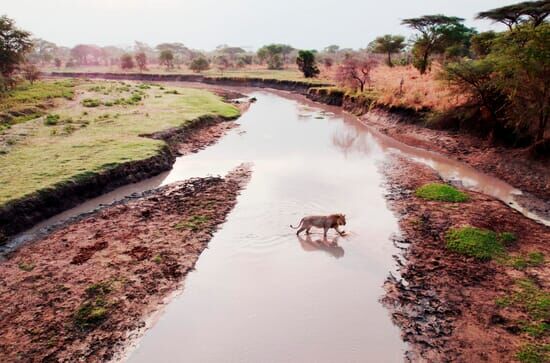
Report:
0,114,238,241
49,72,333,93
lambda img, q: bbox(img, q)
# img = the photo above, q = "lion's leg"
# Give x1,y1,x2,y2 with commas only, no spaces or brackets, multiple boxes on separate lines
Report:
323,227,328,238
335,227,345,236
306,227,311,234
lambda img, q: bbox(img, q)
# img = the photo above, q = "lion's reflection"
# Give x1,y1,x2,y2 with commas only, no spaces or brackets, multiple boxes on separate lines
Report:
297,234,345,259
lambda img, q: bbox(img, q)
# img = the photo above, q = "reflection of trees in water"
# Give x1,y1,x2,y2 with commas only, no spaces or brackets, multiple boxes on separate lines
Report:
331,127,377,157
297,234,345,259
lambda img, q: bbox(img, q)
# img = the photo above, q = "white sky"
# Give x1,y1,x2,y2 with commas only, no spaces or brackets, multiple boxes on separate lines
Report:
3,0,518,50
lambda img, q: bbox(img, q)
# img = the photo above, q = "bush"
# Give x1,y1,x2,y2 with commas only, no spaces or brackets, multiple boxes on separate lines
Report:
415,183,469,202
82,98,101,107
44,114,60,126
189,57,209,73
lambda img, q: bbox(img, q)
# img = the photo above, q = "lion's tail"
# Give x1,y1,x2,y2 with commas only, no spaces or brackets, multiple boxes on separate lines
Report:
290,218,304,229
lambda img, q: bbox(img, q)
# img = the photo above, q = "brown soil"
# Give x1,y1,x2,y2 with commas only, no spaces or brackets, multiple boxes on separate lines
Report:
364,109,550,204
382,156,550,362
0,165,251,362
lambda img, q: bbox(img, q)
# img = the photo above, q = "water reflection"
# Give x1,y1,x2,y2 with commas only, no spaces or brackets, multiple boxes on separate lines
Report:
297,234,345,259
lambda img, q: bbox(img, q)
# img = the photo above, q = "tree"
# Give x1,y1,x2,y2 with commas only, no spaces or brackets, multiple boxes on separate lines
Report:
21,63,41,84
477,1,550,30
120,53,134,69
335,56,379,92
0,15,33,91
440,59,503,125
159,50,174,69
370,35,406,67
214,55,231,74
324,45,340,54
490,23,550,143
470,31,498,58
257,44,287,69
189,57,209,73
54,58,62,68
135,52,147,71
28,38,57,65
156,42,191,65
402,15,473,74
70,44,102,65
296,50,320,78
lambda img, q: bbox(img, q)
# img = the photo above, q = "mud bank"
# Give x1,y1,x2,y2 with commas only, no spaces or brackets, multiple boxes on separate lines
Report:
382,156,550,362
50,72,332,93
0,106,245,242
0,165,251,362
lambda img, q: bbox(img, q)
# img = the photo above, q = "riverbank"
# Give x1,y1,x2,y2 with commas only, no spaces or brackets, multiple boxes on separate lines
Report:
0,80,244,240
382,156,549,362
0,165,251,362
306,87,549,217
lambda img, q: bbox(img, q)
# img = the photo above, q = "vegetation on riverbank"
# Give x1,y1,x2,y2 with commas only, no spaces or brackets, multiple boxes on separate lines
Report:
0,79,239,207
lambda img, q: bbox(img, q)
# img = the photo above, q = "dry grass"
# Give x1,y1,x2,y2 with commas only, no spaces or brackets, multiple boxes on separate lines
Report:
370,64,467,112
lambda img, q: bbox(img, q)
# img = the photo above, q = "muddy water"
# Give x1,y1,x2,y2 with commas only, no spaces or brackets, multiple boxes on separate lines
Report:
8,89,548,360
126,91,406,362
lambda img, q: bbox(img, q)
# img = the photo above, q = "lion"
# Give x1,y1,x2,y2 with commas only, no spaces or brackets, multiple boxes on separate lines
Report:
290,214,347,237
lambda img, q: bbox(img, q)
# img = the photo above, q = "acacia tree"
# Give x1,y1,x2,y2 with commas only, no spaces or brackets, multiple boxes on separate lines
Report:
257,44,285,69
135,52,147,71
0,15,33,91
335,56,379,92
402,15,472,74
477,1,550,29
296,50,320,78
159,50,174,69
370,35,406,67
214,55,231,74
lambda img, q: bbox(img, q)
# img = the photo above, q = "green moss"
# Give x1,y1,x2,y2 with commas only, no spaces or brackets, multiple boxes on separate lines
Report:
152,255,162,264
44,114,60,126
415,183,469,202
73,299,108,330
18,261,35,272
85,281,112,297
516,343,550,363
446,226,506,260
510,251,545,270
520,321,550,337
175,215,210,232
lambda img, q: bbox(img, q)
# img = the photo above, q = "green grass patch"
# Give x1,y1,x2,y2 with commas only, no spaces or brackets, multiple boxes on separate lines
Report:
520,321,550,337
81,98,101,107
516,343,550,363
175,215,210,232
509,252,545,270
415,183,469,202
0,80,239,206
445,226,516,260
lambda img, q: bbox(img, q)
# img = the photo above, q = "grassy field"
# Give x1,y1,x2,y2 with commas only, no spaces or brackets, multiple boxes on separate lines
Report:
42,65,331,84
0,80,239,206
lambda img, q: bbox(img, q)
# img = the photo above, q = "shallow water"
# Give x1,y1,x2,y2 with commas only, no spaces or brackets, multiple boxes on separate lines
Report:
7,89,548,361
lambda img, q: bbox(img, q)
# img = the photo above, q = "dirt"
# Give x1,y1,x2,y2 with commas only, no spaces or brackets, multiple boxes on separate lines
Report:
381,155,550,362
0,164,251,362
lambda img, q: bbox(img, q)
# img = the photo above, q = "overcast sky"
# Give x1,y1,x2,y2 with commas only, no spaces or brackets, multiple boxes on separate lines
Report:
3,0,518,50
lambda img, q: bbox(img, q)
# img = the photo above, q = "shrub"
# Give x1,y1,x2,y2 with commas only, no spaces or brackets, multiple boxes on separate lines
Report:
415,183,469,202
44,114,60,126
189,57,209,73
82,98,101,107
